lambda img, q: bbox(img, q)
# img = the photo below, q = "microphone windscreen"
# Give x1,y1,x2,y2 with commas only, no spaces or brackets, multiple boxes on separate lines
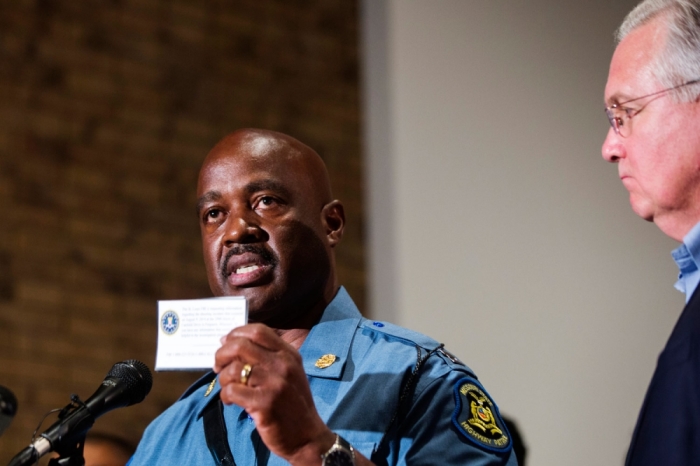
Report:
106,360,153,406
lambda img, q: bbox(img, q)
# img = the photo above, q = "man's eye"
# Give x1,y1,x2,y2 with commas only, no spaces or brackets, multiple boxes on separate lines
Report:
258,196,276,207
622,107,636,119
204,209,222,222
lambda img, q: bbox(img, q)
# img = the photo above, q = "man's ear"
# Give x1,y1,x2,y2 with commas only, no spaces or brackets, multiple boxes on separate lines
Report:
321,200,345,247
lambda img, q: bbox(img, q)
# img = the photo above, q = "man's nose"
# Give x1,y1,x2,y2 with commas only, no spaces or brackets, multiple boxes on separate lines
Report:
222,214,266,244
602,128,625,163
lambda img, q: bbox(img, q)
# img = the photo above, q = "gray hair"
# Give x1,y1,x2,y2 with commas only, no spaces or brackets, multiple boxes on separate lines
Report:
617,0,700,101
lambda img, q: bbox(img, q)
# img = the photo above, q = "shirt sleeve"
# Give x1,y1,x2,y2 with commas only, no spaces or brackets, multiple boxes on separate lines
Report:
390,367,519,466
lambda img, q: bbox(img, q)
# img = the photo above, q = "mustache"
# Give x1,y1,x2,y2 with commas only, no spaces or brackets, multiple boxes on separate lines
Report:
221,244,278,278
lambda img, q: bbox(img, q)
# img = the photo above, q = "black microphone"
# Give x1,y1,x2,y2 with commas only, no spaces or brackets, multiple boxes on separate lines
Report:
0,385,18,437
8,360,152,466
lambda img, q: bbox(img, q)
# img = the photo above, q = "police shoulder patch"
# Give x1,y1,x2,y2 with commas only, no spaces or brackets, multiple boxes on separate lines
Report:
452,377,512,453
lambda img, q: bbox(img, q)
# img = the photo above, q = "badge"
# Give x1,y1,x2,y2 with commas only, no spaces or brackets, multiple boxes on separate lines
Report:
452,377,512,453
204,378,216,397
315,354,337,369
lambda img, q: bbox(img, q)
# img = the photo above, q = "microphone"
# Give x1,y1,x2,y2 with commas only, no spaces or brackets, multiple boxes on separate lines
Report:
0,385,18,437
8,360,152,466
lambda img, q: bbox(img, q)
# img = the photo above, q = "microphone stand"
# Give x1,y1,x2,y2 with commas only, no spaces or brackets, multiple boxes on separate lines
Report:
46,395,87,466
47,433,86,466
8,395,90,466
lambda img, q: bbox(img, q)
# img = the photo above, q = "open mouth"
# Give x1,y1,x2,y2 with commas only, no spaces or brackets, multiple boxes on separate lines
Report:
235,264,260,274
221,245,277,286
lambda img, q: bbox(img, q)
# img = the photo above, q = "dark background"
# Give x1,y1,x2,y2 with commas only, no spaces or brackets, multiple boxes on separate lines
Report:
0,0,363,462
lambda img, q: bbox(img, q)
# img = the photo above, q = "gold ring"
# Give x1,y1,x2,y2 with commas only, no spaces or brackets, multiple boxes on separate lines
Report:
240,363,252,385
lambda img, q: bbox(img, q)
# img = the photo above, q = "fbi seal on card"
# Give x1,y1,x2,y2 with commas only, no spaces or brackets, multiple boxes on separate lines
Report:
161,310,180,335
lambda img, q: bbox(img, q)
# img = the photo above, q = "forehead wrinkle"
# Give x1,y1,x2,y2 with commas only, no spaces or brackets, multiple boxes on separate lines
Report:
245,179,293,199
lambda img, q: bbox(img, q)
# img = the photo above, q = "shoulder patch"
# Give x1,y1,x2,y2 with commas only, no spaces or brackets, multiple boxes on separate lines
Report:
452,377,512,454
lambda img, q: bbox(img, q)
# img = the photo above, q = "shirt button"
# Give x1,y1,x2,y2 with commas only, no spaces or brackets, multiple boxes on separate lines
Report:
373,322,384,327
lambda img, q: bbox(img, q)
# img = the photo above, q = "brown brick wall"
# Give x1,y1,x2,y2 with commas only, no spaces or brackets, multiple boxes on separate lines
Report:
0,0,363,461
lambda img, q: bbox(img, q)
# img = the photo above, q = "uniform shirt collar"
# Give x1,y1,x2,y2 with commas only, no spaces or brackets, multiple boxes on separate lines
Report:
299,286,361,379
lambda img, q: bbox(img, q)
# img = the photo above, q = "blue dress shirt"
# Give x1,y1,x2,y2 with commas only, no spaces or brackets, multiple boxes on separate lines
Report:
672,220,700,302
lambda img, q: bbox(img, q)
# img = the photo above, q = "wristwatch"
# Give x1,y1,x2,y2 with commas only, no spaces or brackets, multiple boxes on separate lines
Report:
321,434,355,466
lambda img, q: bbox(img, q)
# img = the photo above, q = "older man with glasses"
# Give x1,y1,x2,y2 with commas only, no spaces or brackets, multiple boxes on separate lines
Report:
602,0,700,464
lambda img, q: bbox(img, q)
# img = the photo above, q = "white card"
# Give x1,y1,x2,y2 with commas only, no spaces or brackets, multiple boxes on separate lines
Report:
155,297,248,371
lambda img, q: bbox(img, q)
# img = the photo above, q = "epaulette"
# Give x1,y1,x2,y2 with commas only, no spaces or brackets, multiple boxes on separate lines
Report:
360,319,474,375
359,318,441,350
436,346,473,372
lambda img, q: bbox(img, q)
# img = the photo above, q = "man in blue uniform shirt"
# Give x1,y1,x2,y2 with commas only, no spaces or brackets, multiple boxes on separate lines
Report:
128,129,517,465
602,1,700,464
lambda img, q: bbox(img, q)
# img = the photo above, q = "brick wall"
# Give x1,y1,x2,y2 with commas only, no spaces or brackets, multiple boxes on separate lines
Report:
0,0,363,461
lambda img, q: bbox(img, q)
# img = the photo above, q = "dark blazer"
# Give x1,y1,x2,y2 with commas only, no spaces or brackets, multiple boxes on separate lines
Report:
626,285,700,465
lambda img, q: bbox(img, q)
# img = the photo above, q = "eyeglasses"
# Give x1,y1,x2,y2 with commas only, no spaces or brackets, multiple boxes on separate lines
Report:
605,78,700,137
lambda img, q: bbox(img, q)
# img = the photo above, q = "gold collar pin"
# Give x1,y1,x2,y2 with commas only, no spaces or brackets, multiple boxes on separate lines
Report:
204,378,216,397
315,354,337,369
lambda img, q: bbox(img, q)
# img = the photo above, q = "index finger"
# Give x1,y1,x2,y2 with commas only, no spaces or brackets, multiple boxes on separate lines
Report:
221,323,287,352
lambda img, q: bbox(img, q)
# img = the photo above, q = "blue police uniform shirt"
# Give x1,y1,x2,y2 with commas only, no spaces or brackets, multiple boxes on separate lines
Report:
625,221,700,465
128,287,517,465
